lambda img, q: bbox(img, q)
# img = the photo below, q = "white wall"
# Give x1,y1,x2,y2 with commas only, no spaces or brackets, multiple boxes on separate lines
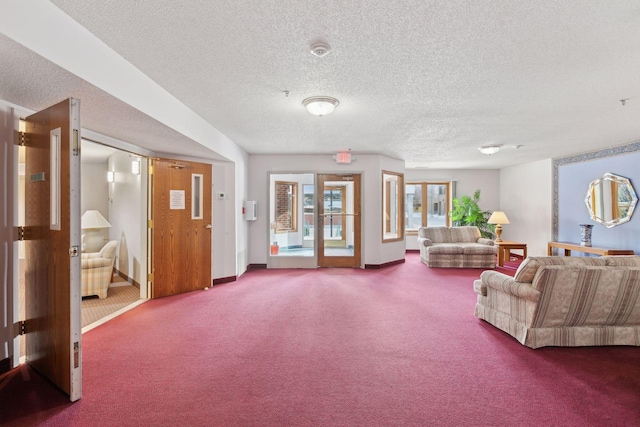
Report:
404,168,500,249
107,152,146,291
247,154,406,267
213,160,241,280
81,161,110,248
235,156,249,277
500,159,552,256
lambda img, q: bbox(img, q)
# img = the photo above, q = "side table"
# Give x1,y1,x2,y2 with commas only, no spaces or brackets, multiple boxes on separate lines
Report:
496,241,527,267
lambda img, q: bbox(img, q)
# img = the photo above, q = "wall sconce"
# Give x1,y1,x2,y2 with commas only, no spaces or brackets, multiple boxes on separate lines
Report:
131,159,141,175
107,171,114,182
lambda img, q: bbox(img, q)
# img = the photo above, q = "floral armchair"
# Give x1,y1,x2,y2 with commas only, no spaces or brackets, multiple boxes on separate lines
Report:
81,240,117,299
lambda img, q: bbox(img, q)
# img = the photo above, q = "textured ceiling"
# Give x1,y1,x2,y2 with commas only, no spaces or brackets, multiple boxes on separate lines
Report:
5,1,640,168
0,33,225,161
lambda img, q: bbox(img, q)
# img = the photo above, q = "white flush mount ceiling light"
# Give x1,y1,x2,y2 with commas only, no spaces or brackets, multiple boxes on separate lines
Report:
303,96,339,116
478,144,502,155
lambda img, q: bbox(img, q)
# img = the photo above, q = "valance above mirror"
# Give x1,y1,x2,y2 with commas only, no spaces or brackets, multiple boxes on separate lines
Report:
584,172,637,228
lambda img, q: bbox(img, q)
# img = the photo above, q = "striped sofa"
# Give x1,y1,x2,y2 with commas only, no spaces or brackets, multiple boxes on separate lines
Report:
417,226,497,268
474,256,640,348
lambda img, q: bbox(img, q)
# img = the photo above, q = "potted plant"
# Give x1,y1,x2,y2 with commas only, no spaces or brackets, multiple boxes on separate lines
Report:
449,189,495,238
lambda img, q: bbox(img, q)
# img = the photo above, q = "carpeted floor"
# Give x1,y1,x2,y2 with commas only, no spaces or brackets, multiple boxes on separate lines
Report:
81,283,141,328
2,253,639,426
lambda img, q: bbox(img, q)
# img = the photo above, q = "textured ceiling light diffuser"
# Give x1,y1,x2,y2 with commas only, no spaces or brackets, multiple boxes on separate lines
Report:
303,96,339,116
478,145,502,155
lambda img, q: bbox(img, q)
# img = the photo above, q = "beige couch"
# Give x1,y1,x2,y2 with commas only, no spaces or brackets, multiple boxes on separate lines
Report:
81,240,117,299
474,256,640,348
417,226,496,268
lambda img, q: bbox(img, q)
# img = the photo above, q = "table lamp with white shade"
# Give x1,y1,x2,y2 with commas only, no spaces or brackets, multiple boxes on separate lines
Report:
488,211,510,242
81,210,112,252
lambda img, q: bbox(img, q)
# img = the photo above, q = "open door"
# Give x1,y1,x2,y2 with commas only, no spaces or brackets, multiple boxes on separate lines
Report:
317,173,361,267
149,158,212,298
23,98,82,401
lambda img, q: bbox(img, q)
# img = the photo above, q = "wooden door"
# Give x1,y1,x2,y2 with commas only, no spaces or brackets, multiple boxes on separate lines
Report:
317,174,361,267
24,98,82,401
150,158,212,298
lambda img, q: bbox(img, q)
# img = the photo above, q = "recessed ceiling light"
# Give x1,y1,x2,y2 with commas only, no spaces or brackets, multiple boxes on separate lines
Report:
303,96,339,116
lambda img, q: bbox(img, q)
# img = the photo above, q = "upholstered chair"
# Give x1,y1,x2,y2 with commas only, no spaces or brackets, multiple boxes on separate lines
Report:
81,240,117,299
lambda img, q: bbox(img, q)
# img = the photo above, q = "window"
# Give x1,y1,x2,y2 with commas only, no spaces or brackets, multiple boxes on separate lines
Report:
405,182,451,233
303,184,315,239
382,171,404,242
192,174,203,219
275,181,298,232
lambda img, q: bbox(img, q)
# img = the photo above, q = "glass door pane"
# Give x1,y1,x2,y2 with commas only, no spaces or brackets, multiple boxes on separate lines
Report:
268,173,315,268
323,185,349,255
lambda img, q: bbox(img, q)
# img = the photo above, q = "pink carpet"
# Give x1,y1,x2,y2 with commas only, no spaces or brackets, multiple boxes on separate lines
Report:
2,253,639,426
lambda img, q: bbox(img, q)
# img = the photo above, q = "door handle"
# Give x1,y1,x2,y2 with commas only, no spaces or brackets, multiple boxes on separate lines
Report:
205,224,212,229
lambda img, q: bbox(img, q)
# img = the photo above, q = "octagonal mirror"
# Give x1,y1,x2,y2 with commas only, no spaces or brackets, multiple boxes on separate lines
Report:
585,173,638,228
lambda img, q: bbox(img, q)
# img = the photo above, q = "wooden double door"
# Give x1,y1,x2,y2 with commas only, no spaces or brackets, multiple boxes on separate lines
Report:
21,101,213,403
23,99,82,401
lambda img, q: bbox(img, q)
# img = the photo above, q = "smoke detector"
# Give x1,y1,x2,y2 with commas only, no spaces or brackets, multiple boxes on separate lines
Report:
310,42,331,57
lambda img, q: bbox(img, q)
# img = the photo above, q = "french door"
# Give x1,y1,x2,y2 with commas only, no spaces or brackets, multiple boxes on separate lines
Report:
317,173,361,267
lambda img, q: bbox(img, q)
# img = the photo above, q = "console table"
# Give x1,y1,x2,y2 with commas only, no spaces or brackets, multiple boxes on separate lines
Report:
547,241,635,256
496,241,527,267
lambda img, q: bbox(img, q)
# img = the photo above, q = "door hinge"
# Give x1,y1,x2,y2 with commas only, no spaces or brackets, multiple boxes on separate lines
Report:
18,131,25,146
72,129,80,156
148,273,154,282
148,219,153,229
148,165,154,175
16,320,26,336
13,225,33,242
69,246,79,257
15,226,25,241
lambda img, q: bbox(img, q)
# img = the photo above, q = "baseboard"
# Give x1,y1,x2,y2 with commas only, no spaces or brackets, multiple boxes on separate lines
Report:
365,258,406,269
0,357,11,375
248,263,267,270
213,275,236,285
115,269,141,289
